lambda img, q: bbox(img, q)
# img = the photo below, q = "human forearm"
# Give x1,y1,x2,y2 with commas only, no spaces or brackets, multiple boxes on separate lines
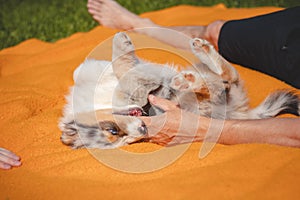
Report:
144,95,300,147
151,117,300,148
219,118,300,147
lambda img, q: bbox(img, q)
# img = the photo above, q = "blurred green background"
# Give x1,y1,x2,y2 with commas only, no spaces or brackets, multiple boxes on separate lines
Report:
0,0,299,50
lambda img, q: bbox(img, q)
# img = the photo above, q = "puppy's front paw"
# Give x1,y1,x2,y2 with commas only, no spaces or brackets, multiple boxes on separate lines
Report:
170,74,190,90
170,71,199,91
113,32,135,53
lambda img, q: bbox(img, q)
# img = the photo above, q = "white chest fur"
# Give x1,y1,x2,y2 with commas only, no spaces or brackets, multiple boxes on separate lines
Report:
71,59,118,113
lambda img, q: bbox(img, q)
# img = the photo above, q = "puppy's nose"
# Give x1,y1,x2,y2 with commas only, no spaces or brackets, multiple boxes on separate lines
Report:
138,123,148,135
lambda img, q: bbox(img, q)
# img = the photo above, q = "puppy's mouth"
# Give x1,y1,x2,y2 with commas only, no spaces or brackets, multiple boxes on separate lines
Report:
129,108,144,116
112,97,165,117
125,103,163,117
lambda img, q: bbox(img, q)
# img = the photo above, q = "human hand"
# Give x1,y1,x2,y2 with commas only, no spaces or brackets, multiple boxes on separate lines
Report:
0,148,21,170
140,95,208,146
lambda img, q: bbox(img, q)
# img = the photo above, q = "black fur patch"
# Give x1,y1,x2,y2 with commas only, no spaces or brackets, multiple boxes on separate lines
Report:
268,90,300,117
275,91,299,117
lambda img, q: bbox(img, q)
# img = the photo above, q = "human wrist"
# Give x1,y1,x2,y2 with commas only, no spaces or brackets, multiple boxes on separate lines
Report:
192,116,210,142
210,119,237,145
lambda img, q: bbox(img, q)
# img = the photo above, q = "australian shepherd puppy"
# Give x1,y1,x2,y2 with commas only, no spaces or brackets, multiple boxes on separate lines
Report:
59,32,300,149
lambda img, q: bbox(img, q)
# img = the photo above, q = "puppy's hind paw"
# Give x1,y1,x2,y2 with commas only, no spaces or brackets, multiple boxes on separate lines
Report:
190,38,212,54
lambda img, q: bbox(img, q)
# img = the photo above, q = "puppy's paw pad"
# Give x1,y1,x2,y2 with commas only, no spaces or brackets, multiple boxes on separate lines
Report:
183,72,196,83
191,38,212,53
170,75,190,90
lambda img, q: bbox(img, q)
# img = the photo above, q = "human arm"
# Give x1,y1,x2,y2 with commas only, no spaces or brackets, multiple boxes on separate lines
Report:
141,95,300,147
0,148,22,170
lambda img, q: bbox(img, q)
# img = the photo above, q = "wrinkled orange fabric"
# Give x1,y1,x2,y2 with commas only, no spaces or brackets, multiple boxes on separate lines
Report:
1,4,300,199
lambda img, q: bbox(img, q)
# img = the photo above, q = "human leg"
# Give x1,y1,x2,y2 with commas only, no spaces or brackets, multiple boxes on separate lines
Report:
87,0,225,49
87,0,152,30
218,7,300,88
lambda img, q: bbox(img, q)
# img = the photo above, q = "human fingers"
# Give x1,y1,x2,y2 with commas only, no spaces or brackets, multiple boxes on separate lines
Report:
0,147,20,160
0,148,21,169
0,161,12,170
0,154,21,170
148,95,178,111
139,113,168,138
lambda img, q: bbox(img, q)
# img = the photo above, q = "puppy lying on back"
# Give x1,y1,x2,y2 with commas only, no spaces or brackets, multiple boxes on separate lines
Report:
59,32,300,149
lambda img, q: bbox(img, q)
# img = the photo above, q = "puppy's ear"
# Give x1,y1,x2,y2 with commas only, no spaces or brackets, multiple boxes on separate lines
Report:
191,38,239,83
112,32,140,79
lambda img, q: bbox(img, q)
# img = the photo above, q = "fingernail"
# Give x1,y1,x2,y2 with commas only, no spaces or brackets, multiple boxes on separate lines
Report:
12,155,20,160
13,161,21,166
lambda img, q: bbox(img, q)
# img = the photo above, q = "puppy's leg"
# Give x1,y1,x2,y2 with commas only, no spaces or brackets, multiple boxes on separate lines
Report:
112,32,139,79
191,38,239,83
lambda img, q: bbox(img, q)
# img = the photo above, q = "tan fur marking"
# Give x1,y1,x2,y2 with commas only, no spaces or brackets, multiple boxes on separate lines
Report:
195,87,210,101
105,131,118,143
184,73,195,83
202,44,210,53
61,134,78,145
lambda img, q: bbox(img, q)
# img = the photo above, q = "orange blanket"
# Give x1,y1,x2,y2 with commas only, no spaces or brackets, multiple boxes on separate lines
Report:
1,4,299,199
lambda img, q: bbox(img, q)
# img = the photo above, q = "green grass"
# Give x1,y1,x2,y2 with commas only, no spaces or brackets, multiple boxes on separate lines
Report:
0,0,299,50
0,0,97,50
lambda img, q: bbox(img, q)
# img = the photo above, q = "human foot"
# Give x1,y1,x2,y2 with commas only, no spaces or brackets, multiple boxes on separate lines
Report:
87,0,154,30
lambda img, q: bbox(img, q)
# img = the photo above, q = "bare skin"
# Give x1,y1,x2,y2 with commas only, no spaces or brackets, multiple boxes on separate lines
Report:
143,95,300,147
87,0,225,50
87,0,150,30
0,148,21,170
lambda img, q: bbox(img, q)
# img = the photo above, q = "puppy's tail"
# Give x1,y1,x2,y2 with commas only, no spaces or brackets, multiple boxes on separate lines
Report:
249,90,300,119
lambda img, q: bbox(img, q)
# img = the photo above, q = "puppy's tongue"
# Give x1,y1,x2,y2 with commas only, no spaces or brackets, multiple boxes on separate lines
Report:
129,108,143,116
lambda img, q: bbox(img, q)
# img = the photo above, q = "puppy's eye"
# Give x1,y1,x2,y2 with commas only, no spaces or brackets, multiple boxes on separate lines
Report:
107,128,119,135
